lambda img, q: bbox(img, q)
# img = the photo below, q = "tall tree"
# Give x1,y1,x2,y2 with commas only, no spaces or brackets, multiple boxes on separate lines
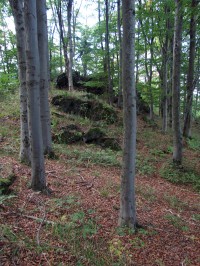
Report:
117,0,123,108
172,0,183,165
67,0,74,90
119,0,137,228
24,0,46,190
105,0,113,104
183,0,198,138
37,0,52,154
9,0,31,165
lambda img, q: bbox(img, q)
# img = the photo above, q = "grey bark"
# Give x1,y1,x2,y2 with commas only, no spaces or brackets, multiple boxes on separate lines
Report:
119,0,137,228
9,0,31,165
183,0,198,138
117,0,123,108
172,0,183,165
161,5,171,133
105,0,113,104
24,0,46,190
37,0,52,154
67,0,74,91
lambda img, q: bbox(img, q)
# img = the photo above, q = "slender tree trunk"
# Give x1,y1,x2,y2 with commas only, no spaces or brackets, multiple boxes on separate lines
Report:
168,35,174,128
98,0,105,69
37,0,52,154
24,0,46,191
67,0,74,91
9,0,31,165
117,0,123,108
172,0,183,165
119,0,137,229
162,5,171,133
105,0,113,104
183,0,198,138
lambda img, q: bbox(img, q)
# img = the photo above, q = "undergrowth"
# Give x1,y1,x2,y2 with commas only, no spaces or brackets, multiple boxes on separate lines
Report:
159,161,200,192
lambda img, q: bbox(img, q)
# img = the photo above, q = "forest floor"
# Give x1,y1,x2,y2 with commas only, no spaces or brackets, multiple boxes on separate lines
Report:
0,90,200,266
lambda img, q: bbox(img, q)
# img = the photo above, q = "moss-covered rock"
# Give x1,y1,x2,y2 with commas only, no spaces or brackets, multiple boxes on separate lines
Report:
83,127,106,143
0,175,16,195
53,124,83,144
51,95,118,124
98,138,121,151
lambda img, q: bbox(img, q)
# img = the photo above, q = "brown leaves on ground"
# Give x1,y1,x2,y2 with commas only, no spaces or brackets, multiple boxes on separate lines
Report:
0,118,200,266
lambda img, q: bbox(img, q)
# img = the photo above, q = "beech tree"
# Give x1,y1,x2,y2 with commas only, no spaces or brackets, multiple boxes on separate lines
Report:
37,0,52,154
67,0,74,91
9,0,31,165
119,0,137,228
24,0,46,190
172,0,183,165
183,0,198,138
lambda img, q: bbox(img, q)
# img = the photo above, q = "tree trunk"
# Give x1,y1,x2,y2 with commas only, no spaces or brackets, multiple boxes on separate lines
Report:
24,0,46,191
37,0,52,154
67,0,74,91
105,0,113,104
117,0,123,108
162,5,171,133
183,0,198,138
172,0,183,165
9,0,31,165
119,0,137,229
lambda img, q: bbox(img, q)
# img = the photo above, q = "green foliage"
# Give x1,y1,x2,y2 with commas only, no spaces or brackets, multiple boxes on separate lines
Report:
0,194,16,204
164,214,188,231
160,162,200,192
187,138,200,152
163,194,187,211
55,145,121,167
136,184,157,202
136,155,155,175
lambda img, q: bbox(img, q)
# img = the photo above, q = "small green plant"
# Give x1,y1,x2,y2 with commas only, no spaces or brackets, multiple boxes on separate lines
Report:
160,162,200,192
136,185,157,202
116,226,135,236
164,214,188,231
55,145,122,167
136,156,155,175
192,214,200,221
187,138,200,151
163,194,187,210
130,237,145,249
150,148,165,158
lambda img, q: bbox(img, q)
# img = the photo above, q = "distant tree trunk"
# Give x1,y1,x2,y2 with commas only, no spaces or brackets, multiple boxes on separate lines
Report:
9,0,31,165
24,0,46,191
168,35,174,128
53,0,69,74
67,0,73,91
162,5,171,133
172,0,183,165
37,0,52,154
105,0,113,104
183,0,198,138
119,0,137,229
98,0,105,71
117,0,123,108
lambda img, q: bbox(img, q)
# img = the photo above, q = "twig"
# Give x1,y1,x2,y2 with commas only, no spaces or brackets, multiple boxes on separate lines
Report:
20,214,55,225
36,206,46,246
78,173,85,181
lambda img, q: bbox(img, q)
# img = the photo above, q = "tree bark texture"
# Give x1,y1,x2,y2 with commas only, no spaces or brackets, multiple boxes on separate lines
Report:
67,0,74,91
119,0,137,228
117,0,123,108
183,0,198,138
37,0,52,154
9,0,31,165
172,0,183,165
24,0,46,191
105,0,113,104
